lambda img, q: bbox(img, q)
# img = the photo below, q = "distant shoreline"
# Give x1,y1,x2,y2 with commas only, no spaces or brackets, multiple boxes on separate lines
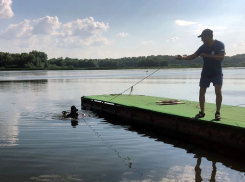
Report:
0,66,240,71
1,50,244,71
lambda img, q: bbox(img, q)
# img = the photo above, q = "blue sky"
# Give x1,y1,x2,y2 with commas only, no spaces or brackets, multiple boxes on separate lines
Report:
0,0,244,59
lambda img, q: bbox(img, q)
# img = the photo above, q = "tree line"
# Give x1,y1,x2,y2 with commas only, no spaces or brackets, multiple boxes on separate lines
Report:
0,50,245,70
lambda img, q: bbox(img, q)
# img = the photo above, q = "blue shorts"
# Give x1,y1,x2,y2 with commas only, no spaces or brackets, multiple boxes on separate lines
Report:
199,75,223,88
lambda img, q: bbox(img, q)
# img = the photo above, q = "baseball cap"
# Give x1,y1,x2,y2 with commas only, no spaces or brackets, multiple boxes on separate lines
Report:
198,29,213,38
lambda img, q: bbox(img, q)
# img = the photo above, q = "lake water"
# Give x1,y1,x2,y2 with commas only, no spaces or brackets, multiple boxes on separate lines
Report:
0,68,245,182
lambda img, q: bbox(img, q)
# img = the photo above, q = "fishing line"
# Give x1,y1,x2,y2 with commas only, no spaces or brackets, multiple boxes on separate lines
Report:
81,115,144,178
108,68,161,102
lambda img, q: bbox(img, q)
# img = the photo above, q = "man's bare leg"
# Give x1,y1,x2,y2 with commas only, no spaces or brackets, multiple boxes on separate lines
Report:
199,87,207,113
215,85,222,113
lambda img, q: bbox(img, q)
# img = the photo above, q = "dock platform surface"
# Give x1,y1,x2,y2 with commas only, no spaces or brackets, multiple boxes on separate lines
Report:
83,94,245,129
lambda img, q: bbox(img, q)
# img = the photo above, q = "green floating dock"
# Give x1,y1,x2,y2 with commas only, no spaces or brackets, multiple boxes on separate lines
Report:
83,94,245,128
81,94,245,153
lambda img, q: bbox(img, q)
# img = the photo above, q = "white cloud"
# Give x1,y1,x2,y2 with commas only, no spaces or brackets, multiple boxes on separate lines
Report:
0,16,62,39
0,16,111,48
57,17,110,47
207,26,227,30
233,41,245,47
33,16,61,35
175,20,197,26
56,35,112,48
238,41,245,47
0,20,33,39
60,17,109,37
90,36,112,46
141,40,154,45
171,37,179,41
117,32,128,37
181,22,228,35
0,0,13,18
175,20,227,36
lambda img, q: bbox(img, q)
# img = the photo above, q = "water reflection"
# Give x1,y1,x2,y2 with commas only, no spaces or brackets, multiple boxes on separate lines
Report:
99,115,245,181
0,79,48,93
195,158,219,182
210,161,217,182
0,80,48,147
81,115,143,177
0,111,19,147
0,69,245,181
71,119,78,128
195,156,203,182
0,70,48,76
30,175,84,182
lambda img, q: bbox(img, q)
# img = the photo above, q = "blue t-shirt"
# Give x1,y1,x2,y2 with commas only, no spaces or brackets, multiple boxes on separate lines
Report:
195,40,225,77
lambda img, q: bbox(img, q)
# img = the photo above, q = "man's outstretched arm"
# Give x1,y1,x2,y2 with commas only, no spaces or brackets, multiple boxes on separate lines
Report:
200,52,225,61
176,53,198,60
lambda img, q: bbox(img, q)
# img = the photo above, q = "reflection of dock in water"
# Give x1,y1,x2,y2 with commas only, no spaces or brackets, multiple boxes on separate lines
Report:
93,112,245,181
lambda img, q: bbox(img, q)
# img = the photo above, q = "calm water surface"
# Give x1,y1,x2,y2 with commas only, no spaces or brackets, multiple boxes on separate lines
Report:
0,68,245,182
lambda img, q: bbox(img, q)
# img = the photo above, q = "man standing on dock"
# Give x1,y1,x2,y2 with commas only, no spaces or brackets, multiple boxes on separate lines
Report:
176,29,225,120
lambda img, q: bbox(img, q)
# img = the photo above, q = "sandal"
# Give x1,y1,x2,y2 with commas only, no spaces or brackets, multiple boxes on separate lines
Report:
195,111,205,119
215,112,221,121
